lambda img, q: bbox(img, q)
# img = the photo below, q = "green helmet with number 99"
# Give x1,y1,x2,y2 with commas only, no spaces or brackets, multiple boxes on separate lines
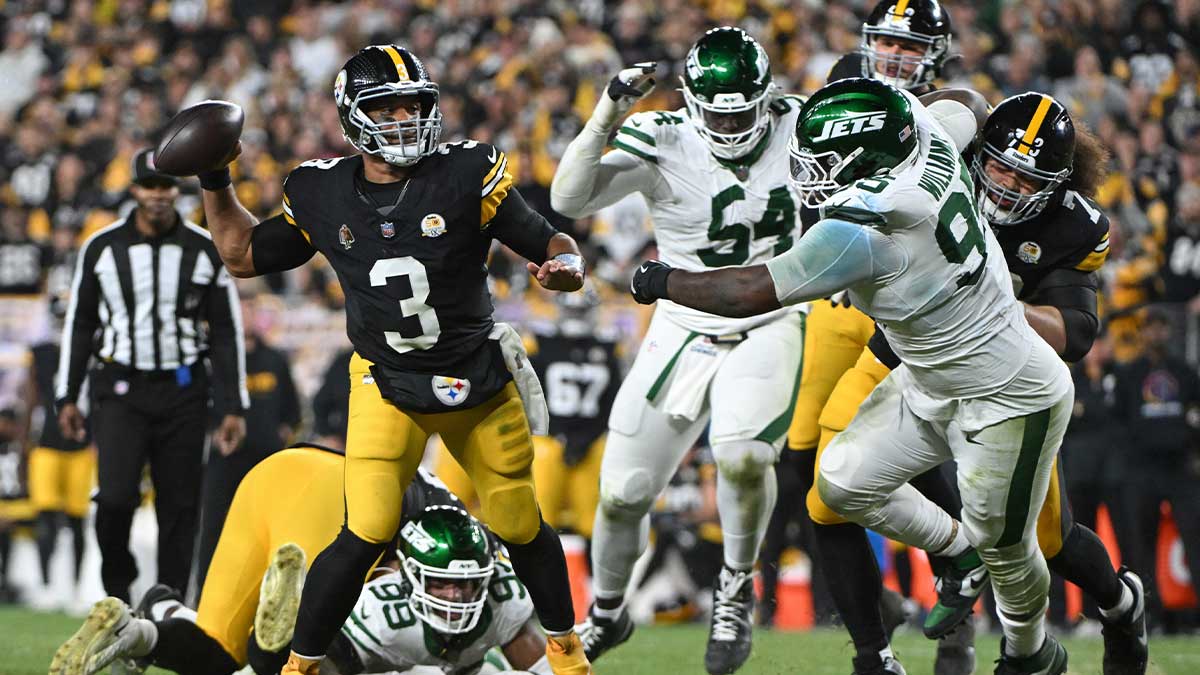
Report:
682,27,775,160
399,505,495,634
789,77,919,208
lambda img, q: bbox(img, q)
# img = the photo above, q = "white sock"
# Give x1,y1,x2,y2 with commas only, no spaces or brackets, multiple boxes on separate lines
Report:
1099,580,1134,620
937,520,972,558
149,598,185,622
1002,618,1046,658
128,618,159,658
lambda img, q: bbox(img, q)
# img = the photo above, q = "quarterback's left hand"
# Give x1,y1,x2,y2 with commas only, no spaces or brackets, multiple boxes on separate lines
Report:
631,260,674,305
527,254,584,292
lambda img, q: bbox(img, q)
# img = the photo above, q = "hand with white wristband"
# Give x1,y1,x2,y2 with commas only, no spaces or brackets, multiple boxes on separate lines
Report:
526,252,585,292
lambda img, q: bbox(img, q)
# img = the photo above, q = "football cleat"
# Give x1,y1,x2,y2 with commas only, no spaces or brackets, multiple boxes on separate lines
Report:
1101,567,1148,675
936,619,977,675
925,549,988,639
49,597,155,675
255,542,307,652
993,636,1068,675
705,566,755,674
546,631,593,674
576,604,634,662
853,654,908,675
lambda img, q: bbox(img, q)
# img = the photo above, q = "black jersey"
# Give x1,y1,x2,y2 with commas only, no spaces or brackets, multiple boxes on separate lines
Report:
529,326,621,465
991,189,1110,302
282,142,530,412
31,342,88,450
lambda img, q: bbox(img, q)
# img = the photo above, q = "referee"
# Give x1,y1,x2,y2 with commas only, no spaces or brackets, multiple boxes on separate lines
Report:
55,148,249,602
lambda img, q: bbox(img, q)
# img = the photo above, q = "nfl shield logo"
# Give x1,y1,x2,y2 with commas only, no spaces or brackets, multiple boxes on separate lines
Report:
380,221,396,238
432,376,470,406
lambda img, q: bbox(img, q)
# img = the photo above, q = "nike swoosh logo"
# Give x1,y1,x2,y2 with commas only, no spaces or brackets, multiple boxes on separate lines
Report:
630,118,642,127
968,576,986,590
488,146,499,163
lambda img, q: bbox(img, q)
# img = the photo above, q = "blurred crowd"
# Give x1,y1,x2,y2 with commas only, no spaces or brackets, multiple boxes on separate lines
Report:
1,0,1199,630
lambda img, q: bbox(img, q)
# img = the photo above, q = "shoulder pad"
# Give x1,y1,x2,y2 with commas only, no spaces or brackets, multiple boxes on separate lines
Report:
612,110,680,163
1059,191,1111,272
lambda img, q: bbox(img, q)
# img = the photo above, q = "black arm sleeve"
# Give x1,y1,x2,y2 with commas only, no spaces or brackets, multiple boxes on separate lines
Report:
487,187,557,264
1026,268,1100,362
250,214,317,274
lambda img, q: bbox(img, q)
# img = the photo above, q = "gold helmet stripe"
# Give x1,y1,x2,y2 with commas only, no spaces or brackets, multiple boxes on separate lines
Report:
892,0,911,17
1017,95,1054,155
380,45,411,82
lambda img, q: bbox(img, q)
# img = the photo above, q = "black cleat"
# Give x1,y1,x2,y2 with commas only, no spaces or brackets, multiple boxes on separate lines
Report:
705,566,755,674
936,619,977,675
853,653,907,675
925,549,988,639
575,604,634,663
1101,567,1148,675
993,635,1068,675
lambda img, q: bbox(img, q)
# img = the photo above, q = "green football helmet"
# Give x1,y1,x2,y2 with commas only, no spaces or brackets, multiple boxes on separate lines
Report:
789,77,919,208
399,505,495,634
682,27,775,160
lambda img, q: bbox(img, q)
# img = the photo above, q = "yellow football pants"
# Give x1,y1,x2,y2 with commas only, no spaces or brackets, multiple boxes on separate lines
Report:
28,446,95,517
195,447,350,665
345,353,540,546
805,347,1073,559
787,302,876,450
436,434,604,539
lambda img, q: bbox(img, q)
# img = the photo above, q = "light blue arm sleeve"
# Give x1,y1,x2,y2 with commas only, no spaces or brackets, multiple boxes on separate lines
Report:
764,217,904,306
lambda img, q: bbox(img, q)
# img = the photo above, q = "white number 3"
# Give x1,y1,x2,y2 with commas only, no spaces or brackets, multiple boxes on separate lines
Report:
369,257,441,353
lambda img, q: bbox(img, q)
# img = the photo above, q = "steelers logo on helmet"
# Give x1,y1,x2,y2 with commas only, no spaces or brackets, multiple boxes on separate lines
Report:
860,0,952,91
399,506,495,634
681,27,776,160
334,45,442,167
972,92,1074,226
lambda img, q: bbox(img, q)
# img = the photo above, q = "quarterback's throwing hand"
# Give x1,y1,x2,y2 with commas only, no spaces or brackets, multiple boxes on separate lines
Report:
527,253,585,292
630,260,674,305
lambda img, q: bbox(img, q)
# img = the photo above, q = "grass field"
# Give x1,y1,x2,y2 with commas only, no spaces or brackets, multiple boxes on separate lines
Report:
5,607,1200,675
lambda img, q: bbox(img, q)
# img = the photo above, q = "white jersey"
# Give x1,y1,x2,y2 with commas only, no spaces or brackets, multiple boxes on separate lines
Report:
770,90,1070,427
612,99,807,334
341,562,532,675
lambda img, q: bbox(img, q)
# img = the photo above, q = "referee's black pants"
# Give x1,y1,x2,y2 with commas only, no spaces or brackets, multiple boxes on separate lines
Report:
90,362,208,603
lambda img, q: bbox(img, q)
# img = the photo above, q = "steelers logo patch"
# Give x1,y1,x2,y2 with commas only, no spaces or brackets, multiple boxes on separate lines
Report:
1017,241,1042,264
432,376,470,406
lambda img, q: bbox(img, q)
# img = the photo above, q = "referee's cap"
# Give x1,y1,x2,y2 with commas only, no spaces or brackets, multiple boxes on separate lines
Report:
131,148,179,188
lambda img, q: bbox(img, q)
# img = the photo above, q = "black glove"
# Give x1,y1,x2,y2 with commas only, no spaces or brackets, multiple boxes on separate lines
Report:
631,260,674,305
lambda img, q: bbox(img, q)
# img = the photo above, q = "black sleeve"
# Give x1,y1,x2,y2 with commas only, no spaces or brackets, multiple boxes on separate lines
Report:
1026,268,1100,362
866,325,902,370
56,240,103,406
203,256,249,414
486,187,557,264
250,214,317,274
828,53,865,84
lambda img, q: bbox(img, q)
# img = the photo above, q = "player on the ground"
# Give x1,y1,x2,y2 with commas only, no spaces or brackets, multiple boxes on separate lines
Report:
49,444,463,674
191,45,590,675
550,27,806,674
631,78,1074,675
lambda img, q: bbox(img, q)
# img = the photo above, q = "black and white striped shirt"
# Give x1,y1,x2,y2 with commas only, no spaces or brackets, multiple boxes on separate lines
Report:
55,211,249,411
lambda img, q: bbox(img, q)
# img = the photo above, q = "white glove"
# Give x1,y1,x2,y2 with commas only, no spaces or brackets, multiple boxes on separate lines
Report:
589,62,658,131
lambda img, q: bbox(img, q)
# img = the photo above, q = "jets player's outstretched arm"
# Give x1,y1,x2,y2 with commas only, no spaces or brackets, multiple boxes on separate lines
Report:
633,218,903,315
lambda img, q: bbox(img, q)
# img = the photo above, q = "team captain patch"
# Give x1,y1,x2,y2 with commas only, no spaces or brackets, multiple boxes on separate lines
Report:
1017,241,1042,264
432,376,470,406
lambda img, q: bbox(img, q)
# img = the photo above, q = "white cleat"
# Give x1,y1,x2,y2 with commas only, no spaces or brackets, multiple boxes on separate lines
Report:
48,597,155,675
254,542,307,652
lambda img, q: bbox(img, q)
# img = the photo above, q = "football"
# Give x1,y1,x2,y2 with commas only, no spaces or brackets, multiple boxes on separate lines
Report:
153,100,244,176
